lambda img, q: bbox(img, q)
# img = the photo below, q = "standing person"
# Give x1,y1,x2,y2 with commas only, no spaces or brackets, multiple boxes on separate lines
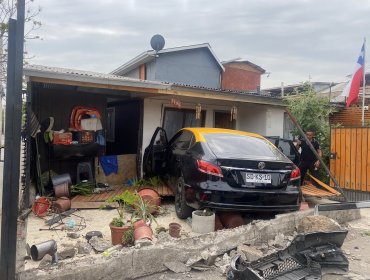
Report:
296,129,322,185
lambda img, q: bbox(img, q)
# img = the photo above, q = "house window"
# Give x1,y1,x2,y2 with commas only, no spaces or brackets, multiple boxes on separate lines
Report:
163,108,205,139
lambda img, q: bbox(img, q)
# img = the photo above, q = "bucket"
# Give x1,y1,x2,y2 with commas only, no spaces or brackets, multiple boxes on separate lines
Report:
192,210,215,234
169,222,181,238
32,197,51,217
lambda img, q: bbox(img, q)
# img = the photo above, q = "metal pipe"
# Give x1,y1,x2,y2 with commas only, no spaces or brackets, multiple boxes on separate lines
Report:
30,240,58,263
285,109,347,201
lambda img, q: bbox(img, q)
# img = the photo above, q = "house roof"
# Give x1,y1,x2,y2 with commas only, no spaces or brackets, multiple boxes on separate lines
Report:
24,64,171,90
222,59,265,74
110,43,225,75
24,64,284,106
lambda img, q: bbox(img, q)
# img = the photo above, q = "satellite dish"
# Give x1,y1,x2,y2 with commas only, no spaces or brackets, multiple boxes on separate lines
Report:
150,34,165,52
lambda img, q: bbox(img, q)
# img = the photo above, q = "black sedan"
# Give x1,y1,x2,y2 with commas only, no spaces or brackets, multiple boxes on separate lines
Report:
143,127,301,219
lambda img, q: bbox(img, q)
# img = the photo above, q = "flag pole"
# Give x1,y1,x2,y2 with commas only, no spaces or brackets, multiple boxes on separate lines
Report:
362,37,366,126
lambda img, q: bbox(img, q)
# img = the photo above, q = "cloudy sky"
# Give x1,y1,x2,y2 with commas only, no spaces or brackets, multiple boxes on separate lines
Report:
25,0,370,88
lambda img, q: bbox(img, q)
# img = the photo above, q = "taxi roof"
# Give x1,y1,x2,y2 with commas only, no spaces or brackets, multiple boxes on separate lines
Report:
181,127,264,142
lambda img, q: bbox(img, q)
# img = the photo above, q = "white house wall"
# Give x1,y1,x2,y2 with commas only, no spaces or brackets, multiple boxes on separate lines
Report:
265,107,285,137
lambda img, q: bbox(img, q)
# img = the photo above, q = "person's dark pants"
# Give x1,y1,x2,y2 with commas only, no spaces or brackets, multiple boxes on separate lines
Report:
299,160,317,185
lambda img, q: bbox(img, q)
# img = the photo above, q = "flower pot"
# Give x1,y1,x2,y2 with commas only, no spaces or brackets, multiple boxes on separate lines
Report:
169,222,181,238
192,210,215,234
138,188,161,213
109,224,130,245
52,197,71,213
218,212,244,229
133,219,147,230
134,225,153,241
32,197,51,217
53,182,70,198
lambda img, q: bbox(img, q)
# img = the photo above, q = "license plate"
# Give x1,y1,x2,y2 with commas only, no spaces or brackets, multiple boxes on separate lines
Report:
244,173,271,183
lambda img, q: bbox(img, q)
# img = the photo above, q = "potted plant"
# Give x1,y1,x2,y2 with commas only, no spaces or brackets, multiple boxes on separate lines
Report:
122,226,135,247
138,176,162,211
106,190,137,245
131,192,160,241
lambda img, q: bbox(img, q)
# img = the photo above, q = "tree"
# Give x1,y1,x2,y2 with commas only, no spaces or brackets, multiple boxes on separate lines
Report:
0,0,41,85
286,83,334,182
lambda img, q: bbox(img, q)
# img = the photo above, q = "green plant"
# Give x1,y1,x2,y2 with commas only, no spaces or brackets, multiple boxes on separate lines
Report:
111,217,125,227
286,83,334,183
122,226,135,246
106,190,137,226
128,177,145,190
146,176,164,187
71,181,95,196
131,192,159,226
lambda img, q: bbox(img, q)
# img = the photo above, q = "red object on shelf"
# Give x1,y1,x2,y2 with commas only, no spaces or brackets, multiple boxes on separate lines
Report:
53,132,72,145
32,197,51,217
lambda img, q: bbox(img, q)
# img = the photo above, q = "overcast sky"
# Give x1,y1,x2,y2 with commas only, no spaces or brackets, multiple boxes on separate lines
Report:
25,0,370,88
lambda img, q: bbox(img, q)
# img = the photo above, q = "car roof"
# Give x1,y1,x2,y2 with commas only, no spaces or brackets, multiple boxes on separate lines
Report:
181,127,265,142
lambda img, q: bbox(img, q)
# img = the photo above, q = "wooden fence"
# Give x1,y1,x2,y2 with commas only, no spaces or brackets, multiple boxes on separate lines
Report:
330,127,370,193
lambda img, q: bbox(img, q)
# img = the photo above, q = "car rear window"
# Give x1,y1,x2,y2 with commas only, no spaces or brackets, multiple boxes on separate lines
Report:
203,133,286,160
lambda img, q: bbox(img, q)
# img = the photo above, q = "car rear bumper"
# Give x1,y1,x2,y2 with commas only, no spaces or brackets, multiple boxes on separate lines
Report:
185,180,300,212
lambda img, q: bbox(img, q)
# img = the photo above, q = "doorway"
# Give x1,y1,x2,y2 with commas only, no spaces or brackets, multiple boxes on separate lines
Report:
214,111,235,129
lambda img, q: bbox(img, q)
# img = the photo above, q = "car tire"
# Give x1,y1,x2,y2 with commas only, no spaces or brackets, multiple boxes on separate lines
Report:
175,175,193,219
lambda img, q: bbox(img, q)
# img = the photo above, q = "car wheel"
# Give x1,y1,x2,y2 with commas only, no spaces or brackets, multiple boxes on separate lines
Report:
175,175,193,219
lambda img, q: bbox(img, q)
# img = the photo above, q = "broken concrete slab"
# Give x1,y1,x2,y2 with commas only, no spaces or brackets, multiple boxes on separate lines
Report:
163,261,188,273
88,236,111,252
58,248,76,260
237,244,263,262
18,208,361,280
297,215,341,233
67,232,80,239
77,241,93,255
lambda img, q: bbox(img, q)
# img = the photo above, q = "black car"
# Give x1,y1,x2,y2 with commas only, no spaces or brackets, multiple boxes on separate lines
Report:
143,127,301,219
265,136,300,166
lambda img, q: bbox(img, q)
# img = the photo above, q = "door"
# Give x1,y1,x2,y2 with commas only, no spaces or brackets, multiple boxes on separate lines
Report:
214,111,235,129
143,127,168,178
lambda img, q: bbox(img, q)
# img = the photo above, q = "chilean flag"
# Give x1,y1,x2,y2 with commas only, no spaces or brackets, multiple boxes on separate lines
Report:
341,43,365,107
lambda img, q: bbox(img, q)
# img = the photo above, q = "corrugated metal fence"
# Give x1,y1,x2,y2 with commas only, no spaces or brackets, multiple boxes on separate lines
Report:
330,127,370,200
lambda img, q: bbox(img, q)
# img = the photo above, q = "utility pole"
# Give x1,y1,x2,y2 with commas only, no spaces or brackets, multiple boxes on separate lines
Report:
0,0,26,279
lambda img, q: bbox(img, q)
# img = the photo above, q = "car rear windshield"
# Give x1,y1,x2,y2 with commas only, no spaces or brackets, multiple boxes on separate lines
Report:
203,133,286,160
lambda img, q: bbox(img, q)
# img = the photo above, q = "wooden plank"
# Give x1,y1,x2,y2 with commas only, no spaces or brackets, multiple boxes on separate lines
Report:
344,128,351,189
307,174,341,195
368,128,370,192
330,128,336,187
335,129,342,188
70,201,109,209
356,128,362,191
339,128,346,188
350,128,357,190
361,128,368,192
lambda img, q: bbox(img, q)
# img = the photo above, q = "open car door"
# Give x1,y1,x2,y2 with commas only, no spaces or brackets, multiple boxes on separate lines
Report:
143,127,168,178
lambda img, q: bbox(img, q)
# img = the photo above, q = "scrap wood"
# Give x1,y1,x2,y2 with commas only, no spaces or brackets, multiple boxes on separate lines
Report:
301,184,340,198
307,174,341,195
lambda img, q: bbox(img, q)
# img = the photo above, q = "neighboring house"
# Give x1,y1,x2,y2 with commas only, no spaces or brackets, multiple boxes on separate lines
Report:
263,82,334,97
111,43,224,89
221,59,265,92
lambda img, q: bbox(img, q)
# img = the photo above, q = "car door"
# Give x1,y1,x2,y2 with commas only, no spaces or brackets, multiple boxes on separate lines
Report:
167,130,195,178
143,127,168,177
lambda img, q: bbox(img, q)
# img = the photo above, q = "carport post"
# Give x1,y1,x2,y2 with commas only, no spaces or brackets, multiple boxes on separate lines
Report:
0,0,26,279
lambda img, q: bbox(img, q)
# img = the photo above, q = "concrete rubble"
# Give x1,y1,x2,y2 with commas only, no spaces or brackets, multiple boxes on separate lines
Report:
18,209,361,280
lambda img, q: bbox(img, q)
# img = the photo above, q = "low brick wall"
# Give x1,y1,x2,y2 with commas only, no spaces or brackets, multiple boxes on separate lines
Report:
18,209,360,280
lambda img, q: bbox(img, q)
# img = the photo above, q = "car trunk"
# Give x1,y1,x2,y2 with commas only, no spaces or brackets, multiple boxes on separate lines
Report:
217,157,293,189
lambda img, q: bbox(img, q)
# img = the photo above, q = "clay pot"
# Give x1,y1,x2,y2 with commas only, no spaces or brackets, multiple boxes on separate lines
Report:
218,212,244,229
109,224,130,245
134,225,153,241
52,197,71,213
169,222,181,238
133,219,147,230
138,188,161,213
214,214,224,231
53,182,70,198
